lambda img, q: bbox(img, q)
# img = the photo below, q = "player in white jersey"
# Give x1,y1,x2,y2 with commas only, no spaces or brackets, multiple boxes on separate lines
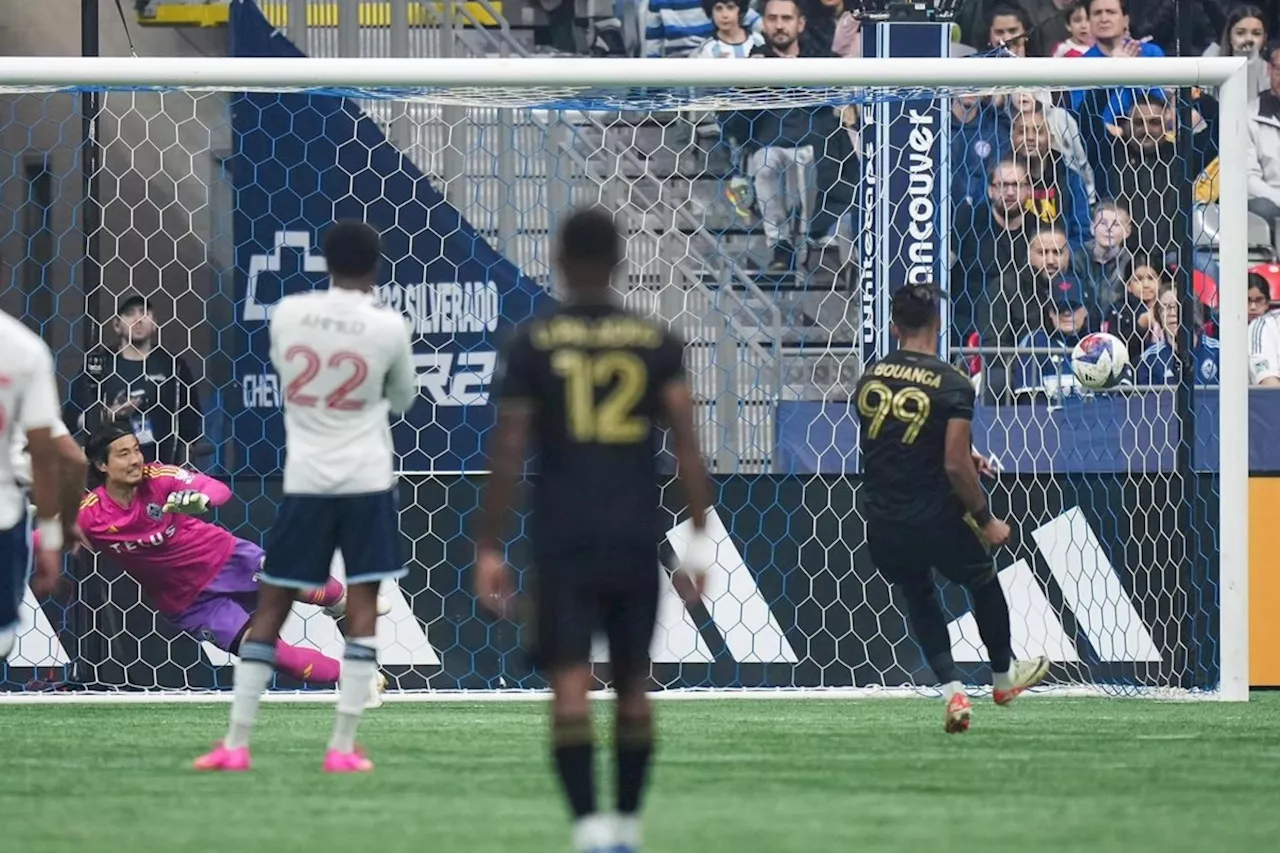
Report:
0,311,84,659
1248,270,1280,387
195,221,416,774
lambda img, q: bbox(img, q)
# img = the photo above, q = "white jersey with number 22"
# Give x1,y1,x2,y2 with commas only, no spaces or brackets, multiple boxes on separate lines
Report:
269,287,417,496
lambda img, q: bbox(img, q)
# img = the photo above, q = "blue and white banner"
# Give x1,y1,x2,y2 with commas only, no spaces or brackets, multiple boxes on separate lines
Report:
228,0,545,475
859,22,952,366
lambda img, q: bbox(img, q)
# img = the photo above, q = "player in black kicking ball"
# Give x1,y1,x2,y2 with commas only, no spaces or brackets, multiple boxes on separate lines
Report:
474,206,715,853
856,283,1049,733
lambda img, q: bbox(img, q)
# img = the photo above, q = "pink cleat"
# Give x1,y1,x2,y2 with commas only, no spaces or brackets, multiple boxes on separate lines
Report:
192,741,251,772
323,747,374,774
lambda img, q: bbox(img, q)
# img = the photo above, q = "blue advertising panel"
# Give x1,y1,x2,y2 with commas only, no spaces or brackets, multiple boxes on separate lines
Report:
858,22,952,367
775,390,1277,475
228,0,546,475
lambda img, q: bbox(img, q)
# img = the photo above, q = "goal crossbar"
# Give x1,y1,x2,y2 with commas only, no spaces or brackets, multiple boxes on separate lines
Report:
0,55,1249,91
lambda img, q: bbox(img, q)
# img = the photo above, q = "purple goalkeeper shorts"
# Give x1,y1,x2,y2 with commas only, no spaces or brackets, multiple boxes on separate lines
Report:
171,538,264,652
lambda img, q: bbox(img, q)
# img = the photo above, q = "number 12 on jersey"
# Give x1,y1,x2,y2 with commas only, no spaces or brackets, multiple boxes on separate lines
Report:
857,380,932,444
551,349,648,444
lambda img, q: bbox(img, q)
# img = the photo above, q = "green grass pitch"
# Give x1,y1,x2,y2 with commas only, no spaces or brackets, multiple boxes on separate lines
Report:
2,694,1278,853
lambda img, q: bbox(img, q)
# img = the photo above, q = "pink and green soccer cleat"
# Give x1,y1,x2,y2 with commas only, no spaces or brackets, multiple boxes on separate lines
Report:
191,741,251,772
323,747,374,773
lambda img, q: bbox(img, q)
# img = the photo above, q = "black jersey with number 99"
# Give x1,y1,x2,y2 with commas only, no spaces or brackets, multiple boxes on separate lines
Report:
854,349,976,527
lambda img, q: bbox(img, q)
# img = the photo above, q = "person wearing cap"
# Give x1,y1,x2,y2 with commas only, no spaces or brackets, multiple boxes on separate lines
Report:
1011,274,1098,400
1136,283,1222,387
65,295,203,466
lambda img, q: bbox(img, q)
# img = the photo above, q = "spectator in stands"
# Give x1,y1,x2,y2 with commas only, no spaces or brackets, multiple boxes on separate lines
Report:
984,3,1034,55
1105,255,1163,363
952,158,1033,344
1249,265,1280,321
800,0,859,56
1137,283,1221,386
1010,104,1092,247
726,0,841,272
1248,269,1280,386
1247,45,1280,227
1130,0,1224,56
1072,0,1165,132
67,294,203,466
1011,274,1097,400
1052,1,1095,56
1108,94,1181,259
694,0,764,56
951,95,1010,209
1203,6,1269,99
982,222,1074,398
1007,90,1097,203
646,0,760,56
1073,199,1134,305
955,0,1071,58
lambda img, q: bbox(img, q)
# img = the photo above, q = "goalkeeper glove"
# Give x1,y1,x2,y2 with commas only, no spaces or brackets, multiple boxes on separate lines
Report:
164,490,209,516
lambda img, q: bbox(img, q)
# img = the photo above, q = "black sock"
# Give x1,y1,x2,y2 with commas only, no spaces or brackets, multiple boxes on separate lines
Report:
969,576,1014,675
901,579,960,684
615,713,654,816
552,715,596,819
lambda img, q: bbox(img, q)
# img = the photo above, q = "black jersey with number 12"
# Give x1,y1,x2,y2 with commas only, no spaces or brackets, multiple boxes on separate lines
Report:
493,303,686,554
854,349,977,527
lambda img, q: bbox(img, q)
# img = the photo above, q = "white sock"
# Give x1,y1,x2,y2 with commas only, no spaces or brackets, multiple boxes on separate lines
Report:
225,641,276,750
614,814,642,848
993,668,1015,691
942,680,964,702
329,638,377,753
572,814,613,852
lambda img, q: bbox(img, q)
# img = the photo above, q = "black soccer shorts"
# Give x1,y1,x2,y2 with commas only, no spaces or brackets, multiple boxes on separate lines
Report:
866,512,996,589
524,547,660,686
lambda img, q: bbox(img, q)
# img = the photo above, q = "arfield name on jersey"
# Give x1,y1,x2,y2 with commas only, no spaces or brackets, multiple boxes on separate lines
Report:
376,281,500,335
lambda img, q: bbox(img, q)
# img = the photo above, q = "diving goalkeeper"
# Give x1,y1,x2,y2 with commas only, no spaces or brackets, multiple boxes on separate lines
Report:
65,423,385,705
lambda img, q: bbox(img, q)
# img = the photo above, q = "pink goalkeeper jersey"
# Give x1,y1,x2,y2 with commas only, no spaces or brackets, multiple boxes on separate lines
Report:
78,465,236,615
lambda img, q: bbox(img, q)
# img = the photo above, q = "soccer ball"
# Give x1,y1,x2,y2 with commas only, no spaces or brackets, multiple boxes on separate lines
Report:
1070,332,1129,390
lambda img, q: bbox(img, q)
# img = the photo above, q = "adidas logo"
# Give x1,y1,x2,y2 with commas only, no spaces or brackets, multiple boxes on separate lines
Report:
592,508,799,665
948,507,1161,664
202,552,439,668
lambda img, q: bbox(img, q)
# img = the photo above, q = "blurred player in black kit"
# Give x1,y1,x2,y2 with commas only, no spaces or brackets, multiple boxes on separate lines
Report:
855,283,1050,733
474,207,715,853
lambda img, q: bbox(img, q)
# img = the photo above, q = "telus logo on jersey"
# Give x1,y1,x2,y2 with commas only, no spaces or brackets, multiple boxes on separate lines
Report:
107,524,179,553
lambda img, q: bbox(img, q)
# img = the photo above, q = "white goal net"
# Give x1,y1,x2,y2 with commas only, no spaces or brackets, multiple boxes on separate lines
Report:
0,47,1249,700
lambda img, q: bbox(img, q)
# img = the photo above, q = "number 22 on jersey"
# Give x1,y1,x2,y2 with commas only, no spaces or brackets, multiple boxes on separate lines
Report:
283,344,371,411
857,380,932,444
552,349,648,444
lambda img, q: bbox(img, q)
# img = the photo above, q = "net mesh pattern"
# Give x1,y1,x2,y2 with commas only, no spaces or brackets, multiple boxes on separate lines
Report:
0,68,1233,697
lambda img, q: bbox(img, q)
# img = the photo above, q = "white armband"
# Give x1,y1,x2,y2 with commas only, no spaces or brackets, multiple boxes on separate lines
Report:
37,519,63,552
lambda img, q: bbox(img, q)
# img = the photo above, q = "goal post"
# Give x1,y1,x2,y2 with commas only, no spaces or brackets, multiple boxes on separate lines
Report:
0,53,1250,701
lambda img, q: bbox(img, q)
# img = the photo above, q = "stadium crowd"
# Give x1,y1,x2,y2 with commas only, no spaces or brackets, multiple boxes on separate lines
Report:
627,0,1280,401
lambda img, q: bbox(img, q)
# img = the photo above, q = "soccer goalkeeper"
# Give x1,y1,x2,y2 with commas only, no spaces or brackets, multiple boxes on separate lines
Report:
67,423,385,706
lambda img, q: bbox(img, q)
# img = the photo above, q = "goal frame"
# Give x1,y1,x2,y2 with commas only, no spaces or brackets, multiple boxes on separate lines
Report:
1,55,1250,702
